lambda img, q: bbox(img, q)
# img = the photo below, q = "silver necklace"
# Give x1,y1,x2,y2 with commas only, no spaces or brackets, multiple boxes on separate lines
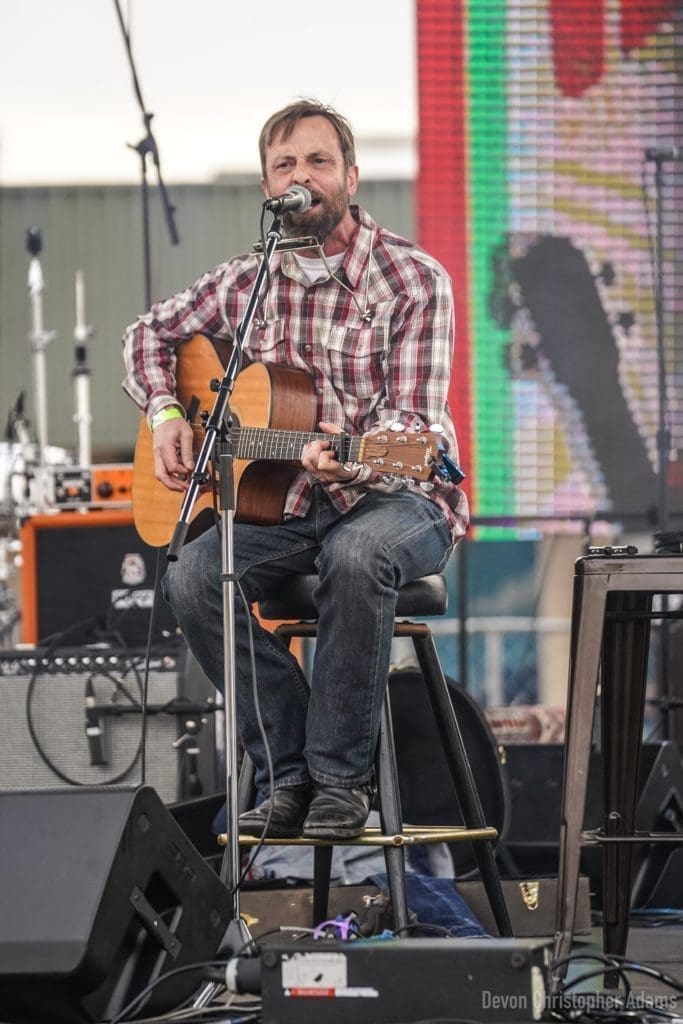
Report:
316,239,374,322
255,233,375,326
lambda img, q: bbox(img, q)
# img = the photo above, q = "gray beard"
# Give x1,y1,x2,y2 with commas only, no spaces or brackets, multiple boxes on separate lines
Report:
282,189,349,244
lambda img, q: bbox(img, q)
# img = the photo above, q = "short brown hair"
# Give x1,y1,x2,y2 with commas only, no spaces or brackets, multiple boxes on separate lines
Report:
258,99,356,175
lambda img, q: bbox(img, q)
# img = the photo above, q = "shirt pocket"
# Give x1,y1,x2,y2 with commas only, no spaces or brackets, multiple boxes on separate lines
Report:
248,318,287,363
324,303,393,399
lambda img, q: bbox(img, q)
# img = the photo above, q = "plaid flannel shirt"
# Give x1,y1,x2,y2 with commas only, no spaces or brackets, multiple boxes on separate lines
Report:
122,206,468,540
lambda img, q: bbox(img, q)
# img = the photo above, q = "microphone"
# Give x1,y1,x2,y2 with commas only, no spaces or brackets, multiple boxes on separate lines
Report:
263,185,312,214
84,678,107,766
644,146,681,162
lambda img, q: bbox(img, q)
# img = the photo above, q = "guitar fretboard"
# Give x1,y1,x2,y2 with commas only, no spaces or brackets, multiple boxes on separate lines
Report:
231,427,362,463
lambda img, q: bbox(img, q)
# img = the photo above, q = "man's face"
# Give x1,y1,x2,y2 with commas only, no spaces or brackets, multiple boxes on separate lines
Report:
262,115,358,243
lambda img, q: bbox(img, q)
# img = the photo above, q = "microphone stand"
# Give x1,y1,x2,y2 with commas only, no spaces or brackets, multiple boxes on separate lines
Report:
167,213,286,1007
112,0,179,307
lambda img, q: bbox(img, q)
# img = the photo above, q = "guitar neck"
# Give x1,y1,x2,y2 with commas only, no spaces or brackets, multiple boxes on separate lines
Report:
232,427,362,463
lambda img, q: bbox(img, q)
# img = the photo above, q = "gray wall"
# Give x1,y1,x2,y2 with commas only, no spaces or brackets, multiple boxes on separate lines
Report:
1,179,413,460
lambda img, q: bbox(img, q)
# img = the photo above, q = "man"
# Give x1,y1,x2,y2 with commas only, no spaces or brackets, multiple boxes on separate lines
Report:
122,99,468,841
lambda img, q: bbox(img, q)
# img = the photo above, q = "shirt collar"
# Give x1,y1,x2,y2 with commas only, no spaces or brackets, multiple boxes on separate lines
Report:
278,205,376,289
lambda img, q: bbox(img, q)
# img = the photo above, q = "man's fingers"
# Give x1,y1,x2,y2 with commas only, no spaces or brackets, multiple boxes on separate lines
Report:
152,418,195,492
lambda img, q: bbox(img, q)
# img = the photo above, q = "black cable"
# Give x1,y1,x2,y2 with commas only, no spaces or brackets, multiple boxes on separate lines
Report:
226,577,276,895
139,545,165,785
25,647,144,787
259,205,272,298
391,922,453,938
562,960,683,997
228,924,316,962
552,950,683,1023
103,958,236,1024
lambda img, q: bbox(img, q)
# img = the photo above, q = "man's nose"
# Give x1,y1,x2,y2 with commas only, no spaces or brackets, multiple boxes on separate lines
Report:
291,163,311,185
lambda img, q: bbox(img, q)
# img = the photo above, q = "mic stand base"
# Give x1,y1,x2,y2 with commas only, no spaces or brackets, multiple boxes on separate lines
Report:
191,915,253,1009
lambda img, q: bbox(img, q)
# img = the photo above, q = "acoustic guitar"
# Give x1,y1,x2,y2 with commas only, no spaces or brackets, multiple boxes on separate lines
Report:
132,334,447,548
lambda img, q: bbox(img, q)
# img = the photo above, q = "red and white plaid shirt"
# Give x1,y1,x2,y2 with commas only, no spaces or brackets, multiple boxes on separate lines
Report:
122,206,468,540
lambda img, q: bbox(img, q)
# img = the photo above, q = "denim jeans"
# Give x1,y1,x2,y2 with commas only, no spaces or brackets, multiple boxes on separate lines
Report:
163,485,454,792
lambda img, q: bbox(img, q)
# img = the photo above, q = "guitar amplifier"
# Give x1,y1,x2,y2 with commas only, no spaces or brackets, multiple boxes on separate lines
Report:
0,645,220,803
19,509,178,645
49,463,133,508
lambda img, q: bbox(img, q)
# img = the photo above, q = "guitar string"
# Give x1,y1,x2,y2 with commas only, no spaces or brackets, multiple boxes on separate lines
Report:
232,426,362,461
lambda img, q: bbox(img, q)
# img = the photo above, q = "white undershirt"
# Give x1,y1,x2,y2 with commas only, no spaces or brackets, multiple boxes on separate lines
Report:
293,250,345,285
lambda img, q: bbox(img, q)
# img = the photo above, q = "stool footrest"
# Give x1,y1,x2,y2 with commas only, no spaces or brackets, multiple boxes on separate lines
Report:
217,824,498,848
581,829,683,845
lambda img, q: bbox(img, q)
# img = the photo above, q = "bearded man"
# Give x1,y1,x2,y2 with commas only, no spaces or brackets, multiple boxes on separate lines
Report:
122,98,467,840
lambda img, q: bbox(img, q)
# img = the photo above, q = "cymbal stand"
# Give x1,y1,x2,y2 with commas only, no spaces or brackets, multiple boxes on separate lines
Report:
167,213,286,1008
73,270,94,468
26,228,55,511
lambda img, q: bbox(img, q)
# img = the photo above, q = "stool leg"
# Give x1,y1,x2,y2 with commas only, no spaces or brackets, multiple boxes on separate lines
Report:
411,629,513,938
601,590,652,969
553,573,607,988
376,695,411,932
312,847,334,926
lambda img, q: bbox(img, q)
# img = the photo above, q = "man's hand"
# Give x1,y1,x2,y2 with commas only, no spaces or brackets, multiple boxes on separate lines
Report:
301,421,359,484
152,417,195,492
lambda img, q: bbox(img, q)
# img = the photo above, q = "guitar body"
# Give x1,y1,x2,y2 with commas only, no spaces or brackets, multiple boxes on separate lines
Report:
132,334,317,547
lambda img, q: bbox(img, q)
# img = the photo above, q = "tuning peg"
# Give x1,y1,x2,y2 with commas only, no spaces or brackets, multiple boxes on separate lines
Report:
429,423,444,432
390,421,405,431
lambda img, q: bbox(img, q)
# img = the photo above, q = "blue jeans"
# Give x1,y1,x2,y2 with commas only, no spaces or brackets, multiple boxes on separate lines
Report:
163,486,454,792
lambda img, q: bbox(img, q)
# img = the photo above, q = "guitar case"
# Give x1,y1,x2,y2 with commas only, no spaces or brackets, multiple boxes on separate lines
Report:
387,666,509,877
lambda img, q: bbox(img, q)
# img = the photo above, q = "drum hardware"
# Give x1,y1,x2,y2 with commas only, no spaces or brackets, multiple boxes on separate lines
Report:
3,230,123,526
73,268,94,468
0,535,21,648
0,442,73,523
26,228,56,511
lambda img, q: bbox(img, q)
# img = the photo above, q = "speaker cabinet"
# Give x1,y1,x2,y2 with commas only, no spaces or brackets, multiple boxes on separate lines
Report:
0,786,233,1023
19,509,178,645
500,742,677,891
0,646,219,803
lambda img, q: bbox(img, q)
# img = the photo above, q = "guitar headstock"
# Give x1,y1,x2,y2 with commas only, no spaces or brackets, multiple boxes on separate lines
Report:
358,430,462,483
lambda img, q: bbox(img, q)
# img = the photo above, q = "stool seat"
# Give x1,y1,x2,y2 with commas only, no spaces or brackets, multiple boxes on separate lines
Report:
258,572,448,621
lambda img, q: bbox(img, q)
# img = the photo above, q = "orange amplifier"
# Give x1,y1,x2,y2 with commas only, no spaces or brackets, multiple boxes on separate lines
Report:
19,508,176,645
51,464,133,507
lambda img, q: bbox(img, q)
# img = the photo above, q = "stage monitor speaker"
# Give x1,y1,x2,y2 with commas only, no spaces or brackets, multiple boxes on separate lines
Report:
500,742,673,885
0,645,219,803
0,786,233,1023
631,740,683,908
19,509,178,645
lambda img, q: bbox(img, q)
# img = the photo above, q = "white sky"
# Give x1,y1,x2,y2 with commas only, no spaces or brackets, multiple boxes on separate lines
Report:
0,0,417,185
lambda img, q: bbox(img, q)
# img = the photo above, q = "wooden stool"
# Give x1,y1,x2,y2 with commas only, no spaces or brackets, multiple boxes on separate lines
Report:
230,573,512,937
